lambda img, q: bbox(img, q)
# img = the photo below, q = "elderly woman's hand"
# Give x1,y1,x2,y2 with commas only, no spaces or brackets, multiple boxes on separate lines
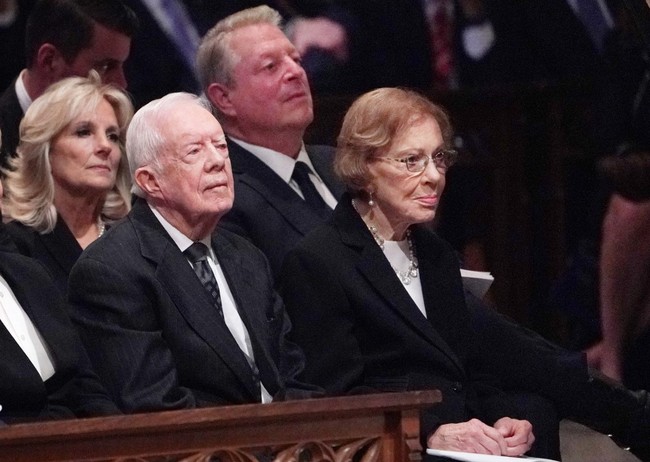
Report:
427,418,509,454
493,417,535,456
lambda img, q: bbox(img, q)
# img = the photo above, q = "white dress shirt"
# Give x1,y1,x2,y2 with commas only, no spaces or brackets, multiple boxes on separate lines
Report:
15,69,32,114
382,239,426,317
0,273,55,381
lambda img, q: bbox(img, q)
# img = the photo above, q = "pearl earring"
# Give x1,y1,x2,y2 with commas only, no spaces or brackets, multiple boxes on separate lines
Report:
368,192,375,207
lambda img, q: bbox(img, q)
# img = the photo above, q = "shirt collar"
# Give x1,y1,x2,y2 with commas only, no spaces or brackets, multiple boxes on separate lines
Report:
149,203,211,253
15,69,32,114
228,137,318,184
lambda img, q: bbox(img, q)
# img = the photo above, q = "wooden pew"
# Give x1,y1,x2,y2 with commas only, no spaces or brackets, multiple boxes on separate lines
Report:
0,390,440,462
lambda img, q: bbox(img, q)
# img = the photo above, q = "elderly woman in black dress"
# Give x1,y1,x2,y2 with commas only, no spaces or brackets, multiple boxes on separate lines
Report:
279,87,650,460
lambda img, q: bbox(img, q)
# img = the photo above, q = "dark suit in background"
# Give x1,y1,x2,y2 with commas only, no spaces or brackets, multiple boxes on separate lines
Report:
219,140,345,279
68,199,317,412
0,2,29,166
0,0,35,92
0,244,118,423
340,0,603,91
0,79,23,168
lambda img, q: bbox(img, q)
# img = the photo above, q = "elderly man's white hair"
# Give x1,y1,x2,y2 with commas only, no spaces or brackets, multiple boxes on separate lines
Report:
126,92,212,197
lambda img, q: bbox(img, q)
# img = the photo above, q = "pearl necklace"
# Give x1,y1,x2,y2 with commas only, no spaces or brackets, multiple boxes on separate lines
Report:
352,199,419,285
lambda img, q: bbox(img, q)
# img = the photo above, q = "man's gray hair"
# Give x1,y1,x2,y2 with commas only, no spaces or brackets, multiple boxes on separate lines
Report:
196,5,283,117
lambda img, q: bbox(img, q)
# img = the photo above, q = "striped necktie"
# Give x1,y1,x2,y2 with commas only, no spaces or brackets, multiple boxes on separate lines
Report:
184,242,223,317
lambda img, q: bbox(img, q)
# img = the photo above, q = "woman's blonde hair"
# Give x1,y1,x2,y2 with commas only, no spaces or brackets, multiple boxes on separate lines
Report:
2,71,133,233
334,87,453,195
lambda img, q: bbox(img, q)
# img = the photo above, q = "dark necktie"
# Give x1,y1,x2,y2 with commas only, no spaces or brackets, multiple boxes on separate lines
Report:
292,161,331,218
184,242,223,317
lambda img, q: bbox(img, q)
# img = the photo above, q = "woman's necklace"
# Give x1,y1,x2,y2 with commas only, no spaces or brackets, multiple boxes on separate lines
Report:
352,199,419,284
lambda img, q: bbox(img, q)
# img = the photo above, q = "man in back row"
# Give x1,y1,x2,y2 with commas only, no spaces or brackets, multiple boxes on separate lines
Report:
0,0,137,168
197,5,345,278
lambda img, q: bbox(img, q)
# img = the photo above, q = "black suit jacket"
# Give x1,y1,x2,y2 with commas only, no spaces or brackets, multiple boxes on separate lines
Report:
279,195,589,448
0,81,22,169
5,219,82,297
280,196,478,433
68,199,318,413
0,247,118,423
219,140,345,279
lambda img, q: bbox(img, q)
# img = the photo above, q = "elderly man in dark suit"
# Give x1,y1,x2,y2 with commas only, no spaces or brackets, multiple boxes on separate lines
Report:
67,92,318,412
0,180,118,423
197,5,345,279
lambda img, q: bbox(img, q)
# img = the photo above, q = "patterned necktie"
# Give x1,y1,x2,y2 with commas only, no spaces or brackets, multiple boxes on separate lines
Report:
184,242,223,317
426,0,454,89
292,161,332,218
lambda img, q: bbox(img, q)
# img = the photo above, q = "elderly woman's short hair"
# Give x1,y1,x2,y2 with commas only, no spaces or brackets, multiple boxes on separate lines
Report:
196,5,282,118
2,71,133,233
334,87,453,194
126,92,210,198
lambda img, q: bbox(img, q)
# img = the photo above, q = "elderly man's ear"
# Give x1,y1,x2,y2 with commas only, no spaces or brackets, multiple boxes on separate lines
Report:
134,167,161,197
207,83,236,117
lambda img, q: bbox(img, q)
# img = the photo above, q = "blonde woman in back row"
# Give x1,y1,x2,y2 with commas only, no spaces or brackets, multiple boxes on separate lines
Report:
2,70,133,294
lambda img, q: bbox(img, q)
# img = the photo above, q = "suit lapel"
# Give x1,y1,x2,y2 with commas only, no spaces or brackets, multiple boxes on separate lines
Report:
228,140,329,236
211,233,257,332
131,201,258,397
335,198,465,374
39,219,82,278
211,231,280,394
415,227,472,363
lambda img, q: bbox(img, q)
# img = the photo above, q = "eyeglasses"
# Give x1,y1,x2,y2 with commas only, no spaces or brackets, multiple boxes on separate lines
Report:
378,149,458,173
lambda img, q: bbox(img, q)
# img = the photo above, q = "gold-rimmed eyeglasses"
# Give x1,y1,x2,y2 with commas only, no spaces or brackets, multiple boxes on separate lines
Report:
377,149,458,173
